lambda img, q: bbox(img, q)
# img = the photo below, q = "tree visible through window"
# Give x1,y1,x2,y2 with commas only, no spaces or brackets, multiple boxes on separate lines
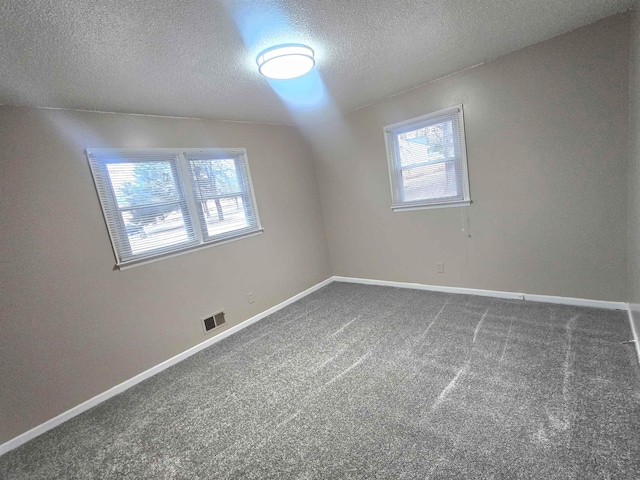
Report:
87,149,262,267
190,159,238,222
117,162,180,226
384,106,470,211
187,156,254,240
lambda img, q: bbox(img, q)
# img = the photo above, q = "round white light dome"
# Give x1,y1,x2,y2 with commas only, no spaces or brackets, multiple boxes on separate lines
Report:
257,44,315,80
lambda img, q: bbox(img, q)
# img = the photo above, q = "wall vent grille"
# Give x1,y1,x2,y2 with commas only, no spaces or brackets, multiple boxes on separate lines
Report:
202,310,225,334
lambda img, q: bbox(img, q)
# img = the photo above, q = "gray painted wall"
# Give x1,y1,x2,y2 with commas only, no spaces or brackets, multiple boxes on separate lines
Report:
0,107,332,444
311,14,629,302
629,6,640,341
0,11,634,448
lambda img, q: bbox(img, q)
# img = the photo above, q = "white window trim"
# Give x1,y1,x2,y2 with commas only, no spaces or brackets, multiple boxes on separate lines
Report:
384,105,471,212
86,148,263,269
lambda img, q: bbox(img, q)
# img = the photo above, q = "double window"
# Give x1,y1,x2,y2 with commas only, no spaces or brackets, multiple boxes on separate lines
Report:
86,148,262,268
384,105,470,211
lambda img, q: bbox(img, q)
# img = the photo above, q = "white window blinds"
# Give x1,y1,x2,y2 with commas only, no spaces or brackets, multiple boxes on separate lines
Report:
87,148,262,268
384,105,470,211
185,152,260,242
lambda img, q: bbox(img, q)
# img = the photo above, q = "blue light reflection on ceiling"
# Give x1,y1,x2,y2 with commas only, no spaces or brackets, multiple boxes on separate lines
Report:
266,69,328,111
231,3,292,53
221,0,330,112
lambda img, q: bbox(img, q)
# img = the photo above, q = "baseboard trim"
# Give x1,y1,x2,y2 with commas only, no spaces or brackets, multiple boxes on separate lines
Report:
627,304,640,365
0,277,333,457
522,294,626,310
332,276,626,310
333,275,524,300
0,275,627,456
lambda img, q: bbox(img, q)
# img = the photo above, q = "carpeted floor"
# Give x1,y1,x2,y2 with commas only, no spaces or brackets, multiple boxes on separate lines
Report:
1,282,640,479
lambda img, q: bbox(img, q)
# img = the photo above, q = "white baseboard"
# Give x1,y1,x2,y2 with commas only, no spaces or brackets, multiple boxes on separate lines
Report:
333,275,524,300
627,304,640,365
0,274,628,456
332,276,626,310
0,277,333,457
523,293,626,310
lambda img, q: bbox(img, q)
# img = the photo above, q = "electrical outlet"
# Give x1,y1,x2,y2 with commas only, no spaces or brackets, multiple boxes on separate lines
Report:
247,292,255,304
436,262,444,273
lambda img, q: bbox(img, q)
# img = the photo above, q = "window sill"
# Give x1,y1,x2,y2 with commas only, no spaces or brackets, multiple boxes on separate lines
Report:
116,228,264,270
392,200,471,212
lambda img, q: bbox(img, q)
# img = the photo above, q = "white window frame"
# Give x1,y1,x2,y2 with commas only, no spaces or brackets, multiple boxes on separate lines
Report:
86,148,263,269
384,105,471,212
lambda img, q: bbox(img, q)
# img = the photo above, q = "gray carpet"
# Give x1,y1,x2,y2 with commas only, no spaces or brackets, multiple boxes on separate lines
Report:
2,282,640,479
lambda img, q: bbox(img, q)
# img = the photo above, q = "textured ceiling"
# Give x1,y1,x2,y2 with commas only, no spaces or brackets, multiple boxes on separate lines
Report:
0,0,633,125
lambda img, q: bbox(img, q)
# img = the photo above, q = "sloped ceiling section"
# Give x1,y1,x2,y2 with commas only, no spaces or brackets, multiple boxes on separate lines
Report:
0,0,633,124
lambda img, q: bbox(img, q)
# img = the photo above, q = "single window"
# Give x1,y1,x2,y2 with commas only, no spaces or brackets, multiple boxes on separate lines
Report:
86,148,262,268
384,105,470,211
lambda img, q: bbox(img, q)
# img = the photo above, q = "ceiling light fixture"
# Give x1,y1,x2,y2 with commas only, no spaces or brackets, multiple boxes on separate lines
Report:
256,44,315,80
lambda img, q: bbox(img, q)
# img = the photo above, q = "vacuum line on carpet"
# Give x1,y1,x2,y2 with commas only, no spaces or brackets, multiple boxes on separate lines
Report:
426,457,446,479
500,319,514,362
324,352,371,386
473,308,490,343
314,350,344,372
276,410,302,430
432,365,469,411
346,292,362,302
560,315,579,440
330,315,361,337
277,306,322,330
420,302,449,339
563,315,578,399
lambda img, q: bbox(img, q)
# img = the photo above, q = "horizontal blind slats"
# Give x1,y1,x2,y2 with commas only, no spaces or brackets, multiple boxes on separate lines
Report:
86,148,261,266
384,107,469,210
184,152,260,242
